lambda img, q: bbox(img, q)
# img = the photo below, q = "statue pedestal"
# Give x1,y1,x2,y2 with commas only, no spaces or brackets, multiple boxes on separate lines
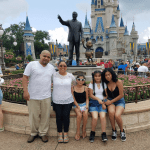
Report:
67,66,104,81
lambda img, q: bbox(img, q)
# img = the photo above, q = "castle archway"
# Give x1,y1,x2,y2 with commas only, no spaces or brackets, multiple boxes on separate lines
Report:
95,47,103,58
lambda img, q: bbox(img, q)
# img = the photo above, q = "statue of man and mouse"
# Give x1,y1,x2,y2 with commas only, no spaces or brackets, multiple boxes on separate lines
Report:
58,12,84,66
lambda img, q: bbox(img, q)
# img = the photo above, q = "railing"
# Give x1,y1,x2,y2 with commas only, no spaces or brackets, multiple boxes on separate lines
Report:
114,70,150,77
3,73,23,80
1,86,27,105
1,84,150,105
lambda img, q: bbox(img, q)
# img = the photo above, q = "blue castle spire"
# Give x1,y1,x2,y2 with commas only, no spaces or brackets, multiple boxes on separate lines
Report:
124,26,129,35
84,12,90,28
58,43,63,49
91,0,95,5
120,17,124,27
24,16,32,31
117,5,120,11
110,15,116,28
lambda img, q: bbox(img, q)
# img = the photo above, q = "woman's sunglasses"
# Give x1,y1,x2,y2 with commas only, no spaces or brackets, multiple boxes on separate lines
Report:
77,78,85,81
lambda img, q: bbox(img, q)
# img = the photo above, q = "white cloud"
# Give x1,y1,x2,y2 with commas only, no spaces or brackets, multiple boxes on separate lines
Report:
48,27,69,45
0,0,28,24
139,27,150,43
32,27,37,33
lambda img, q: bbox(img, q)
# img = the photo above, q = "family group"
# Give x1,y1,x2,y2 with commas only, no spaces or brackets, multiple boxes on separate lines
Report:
21,50,126,144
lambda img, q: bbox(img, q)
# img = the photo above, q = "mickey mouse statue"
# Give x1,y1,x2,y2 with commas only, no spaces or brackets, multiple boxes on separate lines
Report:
82,39,96,65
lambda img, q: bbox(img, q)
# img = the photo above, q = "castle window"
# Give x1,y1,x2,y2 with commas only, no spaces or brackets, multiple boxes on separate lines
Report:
98,5,100,8
98,1,100,3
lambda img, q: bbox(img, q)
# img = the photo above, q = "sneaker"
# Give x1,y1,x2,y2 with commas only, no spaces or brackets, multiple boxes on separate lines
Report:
112,129,117,141
0,127,4,132
120,129,126,142
89,131,95,143
102,132,108,142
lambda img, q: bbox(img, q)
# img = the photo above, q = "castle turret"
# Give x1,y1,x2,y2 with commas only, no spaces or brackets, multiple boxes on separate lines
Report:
105,0,113,28
130,22,139,56
91,0,95,30
124,26,130,54
23,15,36,60
109,15,118,56
119,17,125,37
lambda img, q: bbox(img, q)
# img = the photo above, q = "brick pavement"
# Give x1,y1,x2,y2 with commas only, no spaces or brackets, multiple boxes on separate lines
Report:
0,129,150,150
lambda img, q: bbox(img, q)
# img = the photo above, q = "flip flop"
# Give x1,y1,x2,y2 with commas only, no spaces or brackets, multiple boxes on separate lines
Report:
75,134,80,141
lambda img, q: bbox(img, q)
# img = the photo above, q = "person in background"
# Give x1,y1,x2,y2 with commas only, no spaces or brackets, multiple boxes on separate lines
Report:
72,74,89,141
108,59,113,69
0,66,4,132
138,61,148,78
100,60,104,66
102,68,126,142
104,61,108,68
53,60,75,143
23,50,55,143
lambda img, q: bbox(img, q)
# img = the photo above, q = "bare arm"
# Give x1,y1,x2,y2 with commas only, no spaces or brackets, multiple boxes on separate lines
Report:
22,75,30,101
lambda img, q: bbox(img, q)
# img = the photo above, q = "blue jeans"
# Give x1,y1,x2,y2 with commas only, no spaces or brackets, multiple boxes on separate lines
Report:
108,97,125,109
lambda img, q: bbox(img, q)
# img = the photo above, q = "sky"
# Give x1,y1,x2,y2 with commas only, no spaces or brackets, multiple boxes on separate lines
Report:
0,0,150,45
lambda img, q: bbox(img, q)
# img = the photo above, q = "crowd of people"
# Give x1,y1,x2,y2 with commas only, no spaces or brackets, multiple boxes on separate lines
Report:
21,50,126,144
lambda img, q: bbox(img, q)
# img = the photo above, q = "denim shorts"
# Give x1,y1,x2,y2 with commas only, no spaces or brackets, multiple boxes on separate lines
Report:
89,104,107,113
108,97,125,109
0,89,3,105
74,102,86,108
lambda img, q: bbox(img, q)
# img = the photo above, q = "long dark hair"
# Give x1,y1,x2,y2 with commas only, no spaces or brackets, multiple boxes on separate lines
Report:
91,70,105,96
76,74,86,86
101,68,118,84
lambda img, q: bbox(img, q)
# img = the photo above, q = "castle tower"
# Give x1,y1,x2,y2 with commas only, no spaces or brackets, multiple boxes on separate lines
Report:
109,14,118,56
130,22,139,56
91,0,95,30
23,15,36,60
123,26,130,55
105,0,114,28
83,12,91,39
119,17,125,37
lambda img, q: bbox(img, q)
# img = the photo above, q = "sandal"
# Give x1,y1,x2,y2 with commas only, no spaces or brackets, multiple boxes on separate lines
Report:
0,127,4,132
64,135,69,143
58,134,63,143
75,133,80,141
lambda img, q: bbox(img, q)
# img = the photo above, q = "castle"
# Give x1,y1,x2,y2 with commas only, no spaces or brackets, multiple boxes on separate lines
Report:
80,0,139,60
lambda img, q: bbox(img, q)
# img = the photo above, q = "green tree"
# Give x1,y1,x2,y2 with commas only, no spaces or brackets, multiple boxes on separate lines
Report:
2,22,25,55
34,30,50,58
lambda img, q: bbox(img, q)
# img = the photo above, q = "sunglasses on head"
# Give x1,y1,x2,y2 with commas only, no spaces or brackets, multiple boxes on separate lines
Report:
77,78,85,81
59,65,67,68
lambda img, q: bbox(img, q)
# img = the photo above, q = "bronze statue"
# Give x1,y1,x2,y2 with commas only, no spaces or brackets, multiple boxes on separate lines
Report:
58,12,83,66
82,40,96,65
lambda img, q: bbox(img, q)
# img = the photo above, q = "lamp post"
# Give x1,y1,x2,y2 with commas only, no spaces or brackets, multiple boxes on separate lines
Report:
0,24,5,72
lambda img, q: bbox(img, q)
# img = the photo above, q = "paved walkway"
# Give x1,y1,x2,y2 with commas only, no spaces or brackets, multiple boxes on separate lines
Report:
0,129,150,150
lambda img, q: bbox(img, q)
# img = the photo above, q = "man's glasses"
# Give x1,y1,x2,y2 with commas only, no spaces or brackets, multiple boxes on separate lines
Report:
59,65,67,68
77,78,85,81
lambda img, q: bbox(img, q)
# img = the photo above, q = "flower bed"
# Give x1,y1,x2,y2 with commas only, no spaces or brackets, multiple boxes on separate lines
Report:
2,75,150,104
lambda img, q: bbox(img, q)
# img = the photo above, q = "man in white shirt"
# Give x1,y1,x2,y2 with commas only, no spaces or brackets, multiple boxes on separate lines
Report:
138,61,148,78
22,50,55,143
